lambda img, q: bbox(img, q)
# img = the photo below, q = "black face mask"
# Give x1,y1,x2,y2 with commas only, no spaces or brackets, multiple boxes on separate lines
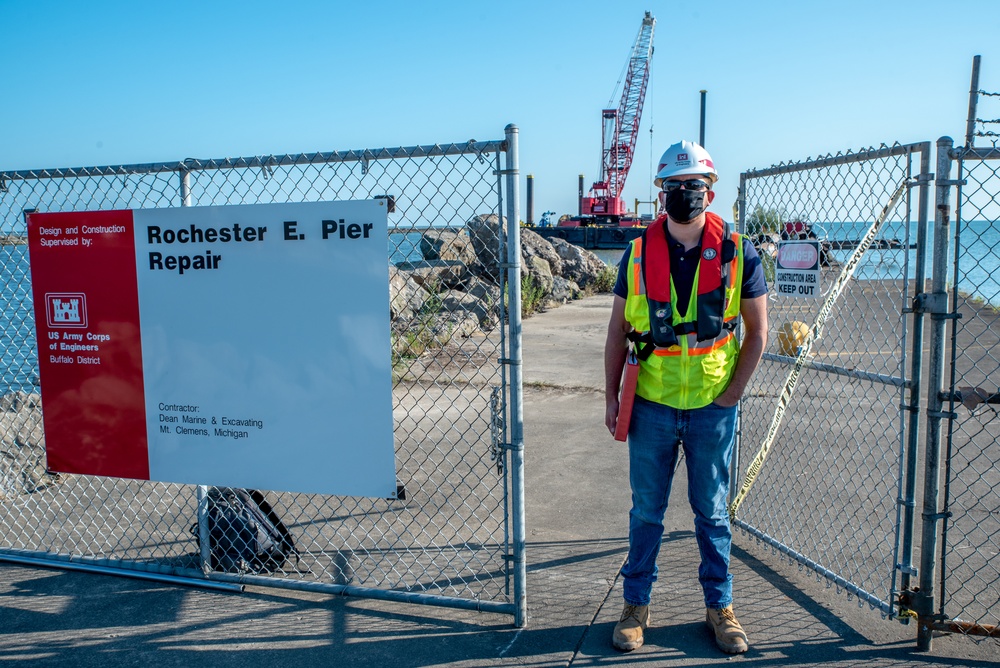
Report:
664,189,707,223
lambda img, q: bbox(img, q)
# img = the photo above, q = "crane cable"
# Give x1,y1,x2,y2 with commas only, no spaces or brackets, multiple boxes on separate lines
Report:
728,177,913,522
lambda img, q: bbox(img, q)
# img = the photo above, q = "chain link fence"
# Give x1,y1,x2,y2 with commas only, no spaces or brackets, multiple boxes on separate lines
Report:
935,141,1000,640
734,143,932,616
920,63,1000,643
737,130,1000,649
901,58,1000,648
0,128,527,623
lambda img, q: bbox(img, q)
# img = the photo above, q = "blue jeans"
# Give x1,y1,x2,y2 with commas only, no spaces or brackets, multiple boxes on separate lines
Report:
621,396,737,609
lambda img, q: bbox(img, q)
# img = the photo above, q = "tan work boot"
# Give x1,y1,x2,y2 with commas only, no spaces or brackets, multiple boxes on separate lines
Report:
613,603,650,651
706,605,749,654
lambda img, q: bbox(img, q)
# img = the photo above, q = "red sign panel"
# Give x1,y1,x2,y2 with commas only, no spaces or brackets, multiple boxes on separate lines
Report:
28,210,150,479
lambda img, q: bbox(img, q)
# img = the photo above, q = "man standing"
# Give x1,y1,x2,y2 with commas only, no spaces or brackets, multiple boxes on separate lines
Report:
604,141,768,654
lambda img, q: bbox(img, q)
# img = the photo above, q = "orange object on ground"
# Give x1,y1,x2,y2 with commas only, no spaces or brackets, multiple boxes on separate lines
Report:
615,351,640,442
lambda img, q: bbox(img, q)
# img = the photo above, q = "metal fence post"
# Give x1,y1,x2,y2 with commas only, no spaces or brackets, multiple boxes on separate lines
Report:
965,55,982,149
179,167,192,208
731,172,748,500
180,164,211,572
197,485,211,574
916,136,955,651
897,144,932,598
503,124,527,627
180,171,210,573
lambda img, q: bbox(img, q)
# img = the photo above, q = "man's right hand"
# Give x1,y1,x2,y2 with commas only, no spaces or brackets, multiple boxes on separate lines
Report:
606,398,620,437
605,296,629,439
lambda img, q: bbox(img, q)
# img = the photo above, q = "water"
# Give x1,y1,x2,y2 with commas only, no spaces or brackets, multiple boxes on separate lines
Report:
593,248,629,267
820,220,1000,306
590,221,1000,308
1,244,38,395
3,222,998,395
390,231,431,265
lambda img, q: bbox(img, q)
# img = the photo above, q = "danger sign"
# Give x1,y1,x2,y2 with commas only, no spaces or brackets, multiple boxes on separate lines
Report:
775,240,821,298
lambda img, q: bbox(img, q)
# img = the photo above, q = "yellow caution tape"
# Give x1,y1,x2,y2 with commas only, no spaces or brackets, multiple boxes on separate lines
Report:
728,178,912,522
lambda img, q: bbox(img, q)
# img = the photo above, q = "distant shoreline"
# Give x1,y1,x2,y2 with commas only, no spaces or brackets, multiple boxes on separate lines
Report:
0,235,26,246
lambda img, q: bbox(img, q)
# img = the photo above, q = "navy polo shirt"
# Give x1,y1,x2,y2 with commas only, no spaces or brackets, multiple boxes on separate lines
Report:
612,224,768,314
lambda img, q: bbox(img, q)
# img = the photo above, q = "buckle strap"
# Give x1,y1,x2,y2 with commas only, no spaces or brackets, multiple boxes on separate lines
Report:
625,331,656,361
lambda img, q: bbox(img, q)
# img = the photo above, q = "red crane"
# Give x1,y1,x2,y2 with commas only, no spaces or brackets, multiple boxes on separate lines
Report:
580,11,655,222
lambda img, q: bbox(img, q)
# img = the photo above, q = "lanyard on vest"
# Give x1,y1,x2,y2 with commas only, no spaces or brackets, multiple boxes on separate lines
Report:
630,213,737,360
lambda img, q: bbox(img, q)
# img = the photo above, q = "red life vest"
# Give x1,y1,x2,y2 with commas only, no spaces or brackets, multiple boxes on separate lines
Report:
641,212,735,348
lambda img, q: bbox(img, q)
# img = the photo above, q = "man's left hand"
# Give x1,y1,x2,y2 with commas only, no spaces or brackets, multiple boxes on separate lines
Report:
712,392,740,408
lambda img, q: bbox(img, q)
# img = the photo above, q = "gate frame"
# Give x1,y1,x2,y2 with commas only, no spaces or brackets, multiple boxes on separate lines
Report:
0,125,528,627
734,141,933,619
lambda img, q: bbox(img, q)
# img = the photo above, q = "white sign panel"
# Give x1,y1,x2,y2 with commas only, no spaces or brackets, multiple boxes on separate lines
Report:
28,200,396,498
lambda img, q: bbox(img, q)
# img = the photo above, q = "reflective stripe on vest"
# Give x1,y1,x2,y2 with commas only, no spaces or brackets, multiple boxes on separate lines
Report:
624,214,744,408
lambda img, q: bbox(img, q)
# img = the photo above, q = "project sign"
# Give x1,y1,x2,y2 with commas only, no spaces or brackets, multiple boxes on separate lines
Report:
27,200,397,498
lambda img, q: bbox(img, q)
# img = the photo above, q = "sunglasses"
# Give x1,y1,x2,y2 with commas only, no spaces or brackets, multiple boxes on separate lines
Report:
661,179,710,192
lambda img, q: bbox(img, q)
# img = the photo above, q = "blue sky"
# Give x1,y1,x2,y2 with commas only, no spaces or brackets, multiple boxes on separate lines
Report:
2,0,997,221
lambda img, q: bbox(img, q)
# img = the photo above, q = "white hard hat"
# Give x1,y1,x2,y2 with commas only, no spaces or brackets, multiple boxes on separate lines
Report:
654,140,718,187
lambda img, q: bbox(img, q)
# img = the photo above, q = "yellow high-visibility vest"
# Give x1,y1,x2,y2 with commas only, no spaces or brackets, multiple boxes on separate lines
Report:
624,213,744,408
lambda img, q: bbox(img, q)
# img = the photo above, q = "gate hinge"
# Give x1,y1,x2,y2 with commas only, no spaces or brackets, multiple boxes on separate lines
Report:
908,173,934,185
922,510,953,521
909,292,949,315
927,409,958,420
501,441,524,453
936,179,967,187
498,357,522,366
939,390,962,403
896,563,918,577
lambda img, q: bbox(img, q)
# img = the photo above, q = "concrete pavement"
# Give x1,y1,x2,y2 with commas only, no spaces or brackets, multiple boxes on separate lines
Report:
1,294,997,666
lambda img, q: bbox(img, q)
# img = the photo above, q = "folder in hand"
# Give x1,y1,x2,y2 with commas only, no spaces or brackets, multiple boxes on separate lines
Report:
614,351,639,442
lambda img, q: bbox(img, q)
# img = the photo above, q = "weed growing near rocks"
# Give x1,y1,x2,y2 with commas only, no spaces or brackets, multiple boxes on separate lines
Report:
521,274,548,317
589,264,618,295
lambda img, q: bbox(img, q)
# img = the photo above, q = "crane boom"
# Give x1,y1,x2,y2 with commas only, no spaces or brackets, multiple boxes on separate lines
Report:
582,11,655,220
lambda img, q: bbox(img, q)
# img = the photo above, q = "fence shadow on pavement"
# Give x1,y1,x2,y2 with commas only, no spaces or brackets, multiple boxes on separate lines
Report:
3,527,999,666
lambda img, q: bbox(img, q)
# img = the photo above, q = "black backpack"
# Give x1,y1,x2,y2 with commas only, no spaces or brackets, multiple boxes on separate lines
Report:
192,487,297,574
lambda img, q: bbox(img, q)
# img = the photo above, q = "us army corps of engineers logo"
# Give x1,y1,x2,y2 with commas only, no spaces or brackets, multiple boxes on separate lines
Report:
45,292,88,328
